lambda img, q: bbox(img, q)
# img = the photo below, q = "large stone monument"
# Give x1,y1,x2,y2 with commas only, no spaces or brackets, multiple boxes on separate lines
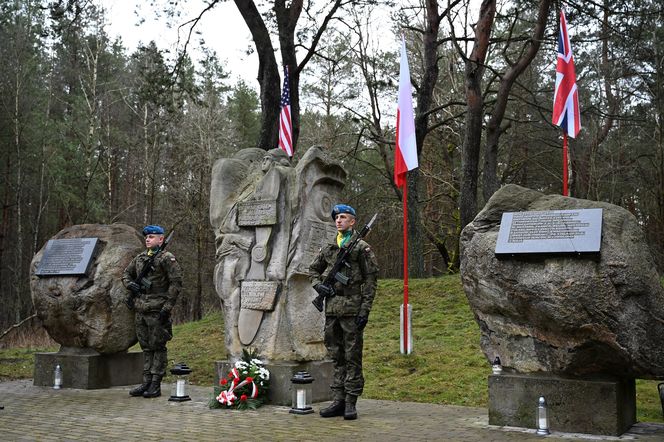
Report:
210,146,345,404
30,223,144,388
461,184,664,435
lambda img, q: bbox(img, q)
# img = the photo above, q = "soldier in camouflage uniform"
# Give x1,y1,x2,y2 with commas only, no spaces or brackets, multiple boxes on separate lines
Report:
123,225,182,398
309,204,379,420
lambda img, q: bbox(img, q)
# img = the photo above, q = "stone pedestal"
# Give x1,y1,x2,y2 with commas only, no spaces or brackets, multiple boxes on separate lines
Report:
34,348,143,389
488,372,636,436
215,360,334,406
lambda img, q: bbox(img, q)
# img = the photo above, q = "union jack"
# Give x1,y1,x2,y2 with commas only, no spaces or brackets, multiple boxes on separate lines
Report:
278,66,293,157
552,9,580,138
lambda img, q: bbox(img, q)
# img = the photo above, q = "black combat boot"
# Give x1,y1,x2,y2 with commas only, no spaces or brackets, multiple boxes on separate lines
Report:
129,372,152,397
143,375,162,398
319,400,345,417
344,395,358,420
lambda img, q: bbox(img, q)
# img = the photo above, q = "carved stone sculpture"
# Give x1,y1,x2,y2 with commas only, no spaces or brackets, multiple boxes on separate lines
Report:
210,146,345,361
460,184,664,378
30,223,142,354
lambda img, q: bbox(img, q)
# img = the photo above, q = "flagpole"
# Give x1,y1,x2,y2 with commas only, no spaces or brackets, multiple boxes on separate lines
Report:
400,178,412,355
396,34,416,355
562,133,569,196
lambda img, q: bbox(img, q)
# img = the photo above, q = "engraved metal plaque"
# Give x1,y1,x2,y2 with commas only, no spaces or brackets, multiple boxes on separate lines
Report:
237,200,278,226
240,280,280,311
35,238,99,276
495,209,602,255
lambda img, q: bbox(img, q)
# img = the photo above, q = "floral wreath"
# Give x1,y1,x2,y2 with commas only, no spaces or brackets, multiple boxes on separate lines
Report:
210,348,270,410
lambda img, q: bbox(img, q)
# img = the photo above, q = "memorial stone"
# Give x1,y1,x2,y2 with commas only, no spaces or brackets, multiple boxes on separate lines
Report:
30,223,145,388
210,146,345,404
461,184,664,377
461,184,664,435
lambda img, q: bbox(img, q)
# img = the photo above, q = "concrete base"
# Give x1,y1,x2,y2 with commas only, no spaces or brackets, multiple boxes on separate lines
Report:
215,360,334,406
34,347,143,389
488,372,636,436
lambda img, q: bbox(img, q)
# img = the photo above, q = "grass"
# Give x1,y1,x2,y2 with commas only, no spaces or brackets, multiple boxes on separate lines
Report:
2,275,663,423
362,277,488,406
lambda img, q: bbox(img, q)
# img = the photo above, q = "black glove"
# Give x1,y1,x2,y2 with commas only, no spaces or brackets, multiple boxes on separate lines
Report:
124,295,135,310
314,283,334,297
158,309,170,322
355,315,368,330
127,281,141,294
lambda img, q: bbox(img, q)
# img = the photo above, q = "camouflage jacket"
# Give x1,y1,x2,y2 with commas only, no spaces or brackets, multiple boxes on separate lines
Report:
122,250,183,314
308,232,379,317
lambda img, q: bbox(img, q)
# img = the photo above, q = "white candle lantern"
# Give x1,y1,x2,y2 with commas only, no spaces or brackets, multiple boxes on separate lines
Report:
169,363,192,402
53,364,63,389
491,356,502,375
536,396,550,435
290,371,314,415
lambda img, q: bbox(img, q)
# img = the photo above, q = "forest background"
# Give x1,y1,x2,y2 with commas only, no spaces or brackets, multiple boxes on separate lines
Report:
1,0,663,332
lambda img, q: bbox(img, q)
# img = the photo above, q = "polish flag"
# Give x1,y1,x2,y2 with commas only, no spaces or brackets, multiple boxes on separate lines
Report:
394,36,418,188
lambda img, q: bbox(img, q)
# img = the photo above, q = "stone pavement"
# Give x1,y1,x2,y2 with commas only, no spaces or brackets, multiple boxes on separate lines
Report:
1,380,663,441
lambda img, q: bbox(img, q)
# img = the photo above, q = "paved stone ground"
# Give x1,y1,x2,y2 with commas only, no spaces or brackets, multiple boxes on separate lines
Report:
1,380,663,441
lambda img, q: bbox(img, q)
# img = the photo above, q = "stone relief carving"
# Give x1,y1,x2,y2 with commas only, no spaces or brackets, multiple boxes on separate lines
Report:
210,146,346,361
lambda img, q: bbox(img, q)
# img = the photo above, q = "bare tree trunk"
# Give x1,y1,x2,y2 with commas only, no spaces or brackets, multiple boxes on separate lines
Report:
0,139,10,304
482,0,552,201
143,104,149,225
234,0,281,151
459,0,496,230
234,0,344,152
406,0,445,278
33,64,54,254
14,71,24,323
192,167,205,321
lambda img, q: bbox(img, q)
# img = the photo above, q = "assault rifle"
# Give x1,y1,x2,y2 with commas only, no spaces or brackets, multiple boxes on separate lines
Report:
312,213,378,312
124,230,175,309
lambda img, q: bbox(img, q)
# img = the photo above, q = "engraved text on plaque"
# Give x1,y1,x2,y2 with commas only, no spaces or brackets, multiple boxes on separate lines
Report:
36,238,99,276
240,280,280,311
495,209,602,255
237,200,278,226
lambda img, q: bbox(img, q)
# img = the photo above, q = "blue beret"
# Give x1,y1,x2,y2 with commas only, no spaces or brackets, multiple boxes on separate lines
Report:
142,225,164,235
331,204,356,221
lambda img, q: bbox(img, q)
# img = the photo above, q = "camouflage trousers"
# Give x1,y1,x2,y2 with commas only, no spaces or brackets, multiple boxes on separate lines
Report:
135,311,172,377
324,315,365,400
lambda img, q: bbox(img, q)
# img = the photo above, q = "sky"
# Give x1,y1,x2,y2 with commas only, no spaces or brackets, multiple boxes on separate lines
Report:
104,0,258,83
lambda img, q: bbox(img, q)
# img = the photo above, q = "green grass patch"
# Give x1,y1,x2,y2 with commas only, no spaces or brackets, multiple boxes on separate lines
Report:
2,275,663,423
363,276,487,407
0,346,57,380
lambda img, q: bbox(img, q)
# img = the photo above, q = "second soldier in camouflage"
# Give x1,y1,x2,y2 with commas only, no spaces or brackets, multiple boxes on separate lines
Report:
309,204,379,420
123,225,182,398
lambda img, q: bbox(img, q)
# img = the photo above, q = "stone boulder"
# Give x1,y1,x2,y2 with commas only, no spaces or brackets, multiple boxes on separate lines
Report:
460,184,664,378
30,224,143,354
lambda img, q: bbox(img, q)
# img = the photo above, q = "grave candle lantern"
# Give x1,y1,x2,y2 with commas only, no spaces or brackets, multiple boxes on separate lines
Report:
289,371,314,415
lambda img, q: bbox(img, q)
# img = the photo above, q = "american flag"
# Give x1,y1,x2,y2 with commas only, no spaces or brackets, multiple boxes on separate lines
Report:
552,9,580,138
278,66,293,157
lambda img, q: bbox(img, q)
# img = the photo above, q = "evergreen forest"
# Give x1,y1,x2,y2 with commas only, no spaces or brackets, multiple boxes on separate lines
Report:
1,0,663,332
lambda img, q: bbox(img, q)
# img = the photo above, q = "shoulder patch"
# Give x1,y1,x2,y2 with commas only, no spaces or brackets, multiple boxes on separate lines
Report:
170,257,176,262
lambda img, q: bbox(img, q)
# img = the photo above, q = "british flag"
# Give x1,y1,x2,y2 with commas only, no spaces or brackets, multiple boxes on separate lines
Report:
552,9,580,138
278,66,293,157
